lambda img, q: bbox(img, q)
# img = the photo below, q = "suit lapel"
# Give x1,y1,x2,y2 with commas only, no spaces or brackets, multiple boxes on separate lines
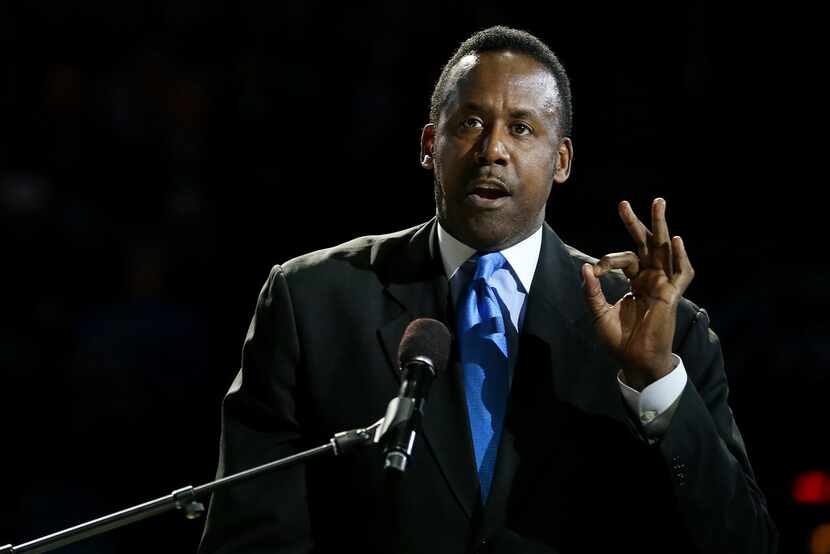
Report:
376,219,480,519
521,224,631,422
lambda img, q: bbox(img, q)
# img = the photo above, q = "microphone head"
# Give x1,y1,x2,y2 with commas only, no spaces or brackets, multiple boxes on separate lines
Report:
397,318,451,376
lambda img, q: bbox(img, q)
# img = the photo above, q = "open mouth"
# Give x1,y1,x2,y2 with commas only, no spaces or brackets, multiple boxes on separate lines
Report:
468,177,511,201
472,187,509,200
466,182,511,208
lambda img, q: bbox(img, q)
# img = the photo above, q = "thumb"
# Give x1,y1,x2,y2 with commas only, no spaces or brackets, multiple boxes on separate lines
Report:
582,263,609,318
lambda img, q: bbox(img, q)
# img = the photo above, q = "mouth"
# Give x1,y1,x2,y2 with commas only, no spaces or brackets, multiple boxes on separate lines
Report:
466,178,511,207
468,178,510,198
472,187,508,200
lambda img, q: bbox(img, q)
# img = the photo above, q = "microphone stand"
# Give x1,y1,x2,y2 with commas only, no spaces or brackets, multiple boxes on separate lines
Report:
1,419,385,554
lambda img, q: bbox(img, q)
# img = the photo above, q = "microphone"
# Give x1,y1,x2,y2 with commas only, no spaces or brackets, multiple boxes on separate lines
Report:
379,318,451,473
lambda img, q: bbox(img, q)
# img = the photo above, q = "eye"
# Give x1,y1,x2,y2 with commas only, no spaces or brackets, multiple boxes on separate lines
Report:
511,123,532,136
461,117,483,129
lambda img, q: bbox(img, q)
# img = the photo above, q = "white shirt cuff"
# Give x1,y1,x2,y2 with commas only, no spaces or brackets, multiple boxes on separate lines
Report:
617,354,687,434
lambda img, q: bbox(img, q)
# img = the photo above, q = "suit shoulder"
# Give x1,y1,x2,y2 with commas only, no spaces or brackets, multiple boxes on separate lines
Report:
563,243,630,303
273,222,425,284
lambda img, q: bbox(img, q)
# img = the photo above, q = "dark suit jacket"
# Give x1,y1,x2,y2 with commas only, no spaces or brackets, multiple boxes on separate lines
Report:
199,218,777,553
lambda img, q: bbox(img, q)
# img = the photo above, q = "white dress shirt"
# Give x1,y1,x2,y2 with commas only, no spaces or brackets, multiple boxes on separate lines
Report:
436,221,687,438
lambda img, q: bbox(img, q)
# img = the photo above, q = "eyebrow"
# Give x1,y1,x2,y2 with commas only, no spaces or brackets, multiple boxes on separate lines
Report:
508,108,538,120
459,102,542,121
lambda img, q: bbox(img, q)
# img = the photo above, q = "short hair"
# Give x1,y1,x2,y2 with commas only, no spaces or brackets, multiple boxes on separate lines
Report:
429,26,573,138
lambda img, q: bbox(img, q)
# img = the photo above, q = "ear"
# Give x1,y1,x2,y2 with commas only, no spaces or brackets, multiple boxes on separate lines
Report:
553,137,573,184
420,123,435,170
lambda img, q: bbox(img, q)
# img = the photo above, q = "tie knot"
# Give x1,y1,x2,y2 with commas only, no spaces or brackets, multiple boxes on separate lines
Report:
472,251,508,282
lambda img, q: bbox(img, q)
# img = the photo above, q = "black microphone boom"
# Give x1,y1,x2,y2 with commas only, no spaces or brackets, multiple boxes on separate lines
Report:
379,318,451,473
1,319,452,552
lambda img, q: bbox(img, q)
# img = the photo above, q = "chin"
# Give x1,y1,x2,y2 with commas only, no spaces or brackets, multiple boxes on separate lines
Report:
455,218,516,251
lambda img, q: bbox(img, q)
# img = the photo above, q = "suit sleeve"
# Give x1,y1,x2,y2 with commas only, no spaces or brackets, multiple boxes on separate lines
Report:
198,265,315,554
659,306,778,553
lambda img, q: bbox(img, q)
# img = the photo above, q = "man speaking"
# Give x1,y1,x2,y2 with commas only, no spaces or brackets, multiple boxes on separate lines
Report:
199,26,776,553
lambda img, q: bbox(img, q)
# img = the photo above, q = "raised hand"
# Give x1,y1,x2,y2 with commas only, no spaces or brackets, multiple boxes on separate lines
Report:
581,198,695,391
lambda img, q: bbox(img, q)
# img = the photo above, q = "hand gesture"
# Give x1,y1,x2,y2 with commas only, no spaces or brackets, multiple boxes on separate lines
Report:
581,198,695,391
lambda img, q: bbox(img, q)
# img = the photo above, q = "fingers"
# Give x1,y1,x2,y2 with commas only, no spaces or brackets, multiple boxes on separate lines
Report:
620,198,675,274
582,263,609,319
594,251,640,280
650,198,673,274
617,198,694,296
651,198,670,245
670,235,695,293
618,201,651,255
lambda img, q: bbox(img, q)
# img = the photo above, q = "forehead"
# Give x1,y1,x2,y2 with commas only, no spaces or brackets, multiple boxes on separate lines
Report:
441,50,561,120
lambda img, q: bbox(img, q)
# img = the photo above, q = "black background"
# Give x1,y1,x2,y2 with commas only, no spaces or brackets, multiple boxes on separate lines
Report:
2,1,825,552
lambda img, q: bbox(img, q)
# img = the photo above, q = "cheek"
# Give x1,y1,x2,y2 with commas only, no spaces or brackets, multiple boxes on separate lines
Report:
524,150,558,185
514,156,555,206
435,142,468,182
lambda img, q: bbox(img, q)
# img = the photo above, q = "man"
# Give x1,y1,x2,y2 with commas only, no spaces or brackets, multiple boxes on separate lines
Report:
199,27,776,553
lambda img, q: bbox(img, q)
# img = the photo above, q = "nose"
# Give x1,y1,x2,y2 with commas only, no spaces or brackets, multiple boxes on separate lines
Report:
475,124,509,167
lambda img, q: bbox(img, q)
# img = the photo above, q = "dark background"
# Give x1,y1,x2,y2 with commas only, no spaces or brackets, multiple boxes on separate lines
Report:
2,1,825,552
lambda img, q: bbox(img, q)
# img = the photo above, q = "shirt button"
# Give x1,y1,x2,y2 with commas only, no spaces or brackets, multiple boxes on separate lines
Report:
640,410,657,423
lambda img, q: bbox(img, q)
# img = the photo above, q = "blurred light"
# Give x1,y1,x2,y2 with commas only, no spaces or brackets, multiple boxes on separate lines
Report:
794,470,830,504
811,523,830,554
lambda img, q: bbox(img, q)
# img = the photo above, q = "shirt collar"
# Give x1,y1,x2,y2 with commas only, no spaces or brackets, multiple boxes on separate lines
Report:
436,221,543,293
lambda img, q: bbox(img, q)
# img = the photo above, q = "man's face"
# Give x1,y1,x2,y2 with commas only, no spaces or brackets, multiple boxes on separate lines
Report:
421,50,573,251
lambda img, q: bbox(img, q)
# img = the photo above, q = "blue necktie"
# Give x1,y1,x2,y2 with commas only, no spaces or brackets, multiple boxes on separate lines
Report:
457,252,510,502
